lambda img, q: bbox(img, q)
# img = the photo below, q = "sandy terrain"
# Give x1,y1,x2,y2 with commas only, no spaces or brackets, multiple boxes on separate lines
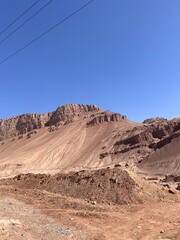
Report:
0,105,179,239
138,136,180,176
0,197,78,240
0,119,139,178
0,180,179,240
0,105,180,178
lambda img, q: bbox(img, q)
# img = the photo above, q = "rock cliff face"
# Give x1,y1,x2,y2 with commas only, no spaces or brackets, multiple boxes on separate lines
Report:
0,104,102,141
87,111,126,126
116,117,180,150
143,117,167,124
0,113,51,140
0,104,179,176
1,105,179,152
46,104,101,126
99,117,180,163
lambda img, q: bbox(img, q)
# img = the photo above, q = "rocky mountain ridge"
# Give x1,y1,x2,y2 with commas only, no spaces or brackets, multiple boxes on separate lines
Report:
0,104,179,176
0,104,125,141
1,104,180,155
0,113,51,141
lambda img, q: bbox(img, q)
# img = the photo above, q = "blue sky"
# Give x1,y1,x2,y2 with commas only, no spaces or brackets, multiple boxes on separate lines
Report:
0,0,179,122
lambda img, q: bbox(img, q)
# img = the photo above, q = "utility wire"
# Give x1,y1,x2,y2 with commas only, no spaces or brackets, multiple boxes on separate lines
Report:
0,0,41,36
0,0,55,45
0,0,95,65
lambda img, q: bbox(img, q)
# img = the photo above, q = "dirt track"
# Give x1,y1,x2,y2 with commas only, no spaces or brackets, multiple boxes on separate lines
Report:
0,197,79,240
0,180,179,240
0,104,180,240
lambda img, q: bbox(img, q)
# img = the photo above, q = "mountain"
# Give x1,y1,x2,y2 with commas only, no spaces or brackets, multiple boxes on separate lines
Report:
0,104,179,240
0,104,101,140
0,104,179,178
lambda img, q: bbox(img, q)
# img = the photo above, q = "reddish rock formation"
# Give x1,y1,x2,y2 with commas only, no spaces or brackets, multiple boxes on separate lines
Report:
0,113,51,140
143,117,167,124
0,104,101,141
0,104,180,177
99,117,180,164
87,111,126,126
46,104,101,126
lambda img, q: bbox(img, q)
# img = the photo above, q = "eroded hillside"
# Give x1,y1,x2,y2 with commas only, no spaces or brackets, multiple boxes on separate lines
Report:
0,104,180,178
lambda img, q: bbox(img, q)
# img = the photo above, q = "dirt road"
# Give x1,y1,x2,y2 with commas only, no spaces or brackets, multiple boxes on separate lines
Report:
0,196,87,240
0,183,179,240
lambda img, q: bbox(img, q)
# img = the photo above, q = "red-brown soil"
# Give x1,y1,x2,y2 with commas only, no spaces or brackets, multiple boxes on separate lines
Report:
2,168,166,205
0,104,180,239
0,104,180,178
0,170,179,240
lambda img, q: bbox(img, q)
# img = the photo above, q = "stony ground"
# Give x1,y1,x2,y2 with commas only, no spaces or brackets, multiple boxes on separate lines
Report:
0,195,88,240
0,181,179,240
0,105,180,240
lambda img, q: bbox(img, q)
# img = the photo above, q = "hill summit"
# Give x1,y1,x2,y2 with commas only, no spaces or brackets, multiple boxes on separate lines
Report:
0,103,180,178
0,104,126,141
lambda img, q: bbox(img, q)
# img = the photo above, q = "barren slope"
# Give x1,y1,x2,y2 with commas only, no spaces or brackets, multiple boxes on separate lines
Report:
0,173,179,240
138,135,180,175
0,116,139,178
0,104,180,240
0,104,180,177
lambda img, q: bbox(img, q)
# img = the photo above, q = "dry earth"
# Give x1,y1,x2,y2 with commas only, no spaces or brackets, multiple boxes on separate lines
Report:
0,104,180,178
0,178,179,240
0,117,139,178
0,104,180,239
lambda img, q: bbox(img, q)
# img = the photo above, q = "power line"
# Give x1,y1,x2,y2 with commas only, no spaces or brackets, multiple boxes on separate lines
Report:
0,0,55,45
0,0,95,65
0,0,41,36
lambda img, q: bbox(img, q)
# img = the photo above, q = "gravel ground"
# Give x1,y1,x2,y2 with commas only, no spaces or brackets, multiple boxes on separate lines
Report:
0,197,87,240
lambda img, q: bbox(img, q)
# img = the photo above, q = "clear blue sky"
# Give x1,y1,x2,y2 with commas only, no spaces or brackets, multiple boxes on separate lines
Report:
0,0,179,122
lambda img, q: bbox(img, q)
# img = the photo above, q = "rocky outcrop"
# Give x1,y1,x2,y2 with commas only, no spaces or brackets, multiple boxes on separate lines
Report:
0,104,102,141
146,117,180,149
114,128,154,146
163,175,180,183
87,111,126,126
0,113,51,140
99,117,180,161
144,117,180,140
143,117,167,124
1,104,180,173
149,131,180,149
46,104,101,126
122,117,180,151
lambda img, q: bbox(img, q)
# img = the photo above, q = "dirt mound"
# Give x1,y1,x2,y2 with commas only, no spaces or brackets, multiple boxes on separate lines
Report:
0,179,179,240
3,168,164,205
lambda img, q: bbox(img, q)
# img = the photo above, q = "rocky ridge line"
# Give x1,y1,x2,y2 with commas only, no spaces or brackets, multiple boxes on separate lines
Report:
0,104,102,141
99,117,180,163
87,111,126,126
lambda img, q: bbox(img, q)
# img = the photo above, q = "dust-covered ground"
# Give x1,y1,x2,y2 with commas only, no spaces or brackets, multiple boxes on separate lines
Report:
0,168,179,240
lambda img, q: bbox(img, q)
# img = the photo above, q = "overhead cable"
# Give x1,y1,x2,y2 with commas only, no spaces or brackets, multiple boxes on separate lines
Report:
0,0,55,45
0,0,41,36
0,0,95,65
